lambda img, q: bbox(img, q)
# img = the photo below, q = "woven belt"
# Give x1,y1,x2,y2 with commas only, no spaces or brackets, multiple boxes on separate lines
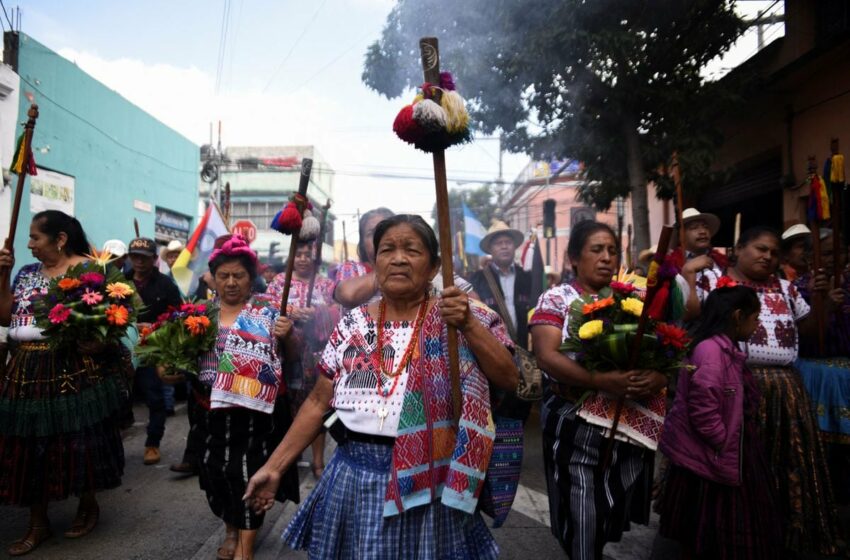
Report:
17,342,50,351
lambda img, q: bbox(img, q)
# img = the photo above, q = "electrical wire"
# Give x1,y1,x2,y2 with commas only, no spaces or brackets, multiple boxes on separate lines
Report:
0,0,11,31
214,0,231,95
283,28,373,96
263,0,330,93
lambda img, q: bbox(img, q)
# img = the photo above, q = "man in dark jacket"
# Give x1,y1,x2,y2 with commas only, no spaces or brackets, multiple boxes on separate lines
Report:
470,221,533,350
128,237,182,465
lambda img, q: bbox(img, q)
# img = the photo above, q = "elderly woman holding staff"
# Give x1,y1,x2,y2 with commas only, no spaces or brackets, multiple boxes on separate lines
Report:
184,235,299,560
530,220,666,560
245,215,517,559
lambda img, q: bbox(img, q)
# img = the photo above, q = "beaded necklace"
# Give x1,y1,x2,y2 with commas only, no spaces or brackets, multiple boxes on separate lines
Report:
374,295,429,431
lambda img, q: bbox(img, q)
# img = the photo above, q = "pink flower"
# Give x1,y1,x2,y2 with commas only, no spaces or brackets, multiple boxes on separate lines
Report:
195,304,206,313
81,289,103,305
79,272,105,286
48,304,71,324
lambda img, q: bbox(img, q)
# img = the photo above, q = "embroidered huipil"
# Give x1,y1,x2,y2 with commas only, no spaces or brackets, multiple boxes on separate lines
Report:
9,264,50,342
318,301,512,517
697,274,810,366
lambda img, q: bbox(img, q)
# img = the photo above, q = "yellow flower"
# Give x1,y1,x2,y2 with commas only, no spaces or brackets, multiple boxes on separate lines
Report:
621,297,644,317
106,282,134,299
578,320,604,340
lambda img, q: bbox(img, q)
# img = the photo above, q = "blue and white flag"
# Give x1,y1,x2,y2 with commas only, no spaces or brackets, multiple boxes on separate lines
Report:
463,202,487,256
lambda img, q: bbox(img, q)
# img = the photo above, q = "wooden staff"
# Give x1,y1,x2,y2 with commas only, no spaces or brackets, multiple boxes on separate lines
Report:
0,103,39,326
223,182,232,228
833,185,844,288
626,224,633,271
133,218,140,238
341,220,349,262
734,213,742,246
601,225,674,473
305,199,332,306
670,152,686,251
420,37,462,423
810,219,826,354
278,158,313,317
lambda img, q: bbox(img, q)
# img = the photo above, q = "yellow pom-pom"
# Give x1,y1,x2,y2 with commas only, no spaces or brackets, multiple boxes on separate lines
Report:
440,90,469,134
579,319,604,340
413,93,425,104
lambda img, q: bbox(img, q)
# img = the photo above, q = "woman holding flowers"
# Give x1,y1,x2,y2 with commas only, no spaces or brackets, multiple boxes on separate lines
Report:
266,240,338,478
692,226,840,555
189,235,299,560
530,220,668,560
0,210,128,556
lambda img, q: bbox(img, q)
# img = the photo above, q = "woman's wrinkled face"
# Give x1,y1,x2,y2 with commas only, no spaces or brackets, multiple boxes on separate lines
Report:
293,245,314,278
735,234,780,281
361,214,386,264
572,230,618,291
213,260,252,306
375,224,438,300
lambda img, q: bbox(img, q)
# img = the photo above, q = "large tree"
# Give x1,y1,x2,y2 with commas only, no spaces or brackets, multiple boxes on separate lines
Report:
363,0,745,250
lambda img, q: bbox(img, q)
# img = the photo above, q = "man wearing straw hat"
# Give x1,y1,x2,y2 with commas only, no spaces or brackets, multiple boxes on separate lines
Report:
470,220,533,350
675,208,727,319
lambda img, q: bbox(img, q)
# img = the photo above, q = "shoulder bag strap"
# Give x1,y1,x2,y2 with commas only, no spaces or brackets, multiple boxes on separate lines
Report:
482,267,518,342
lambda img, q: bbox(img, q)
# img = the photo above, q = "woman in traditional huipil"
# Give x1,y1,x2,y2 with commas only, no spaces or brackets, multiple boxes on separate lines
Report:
332,207,395,309
530,220,666,560
693,226,841,555
0,211,126,556
266,239,338,478
189,236,300,560
244,215,517,559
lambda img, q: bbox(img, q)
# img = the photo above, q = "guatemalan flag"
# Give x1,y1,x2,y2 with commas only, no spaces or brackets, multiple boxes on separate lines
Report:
171,202,230,296
462,202,487,256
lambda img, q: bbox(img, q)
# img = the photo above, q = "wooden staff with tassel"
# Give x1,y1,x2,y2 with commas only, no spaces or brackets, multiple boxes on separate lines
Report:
276,158,314,317
419,37,462,423
133,218,140,239
806,156,827,354
0,103,39,327
670,152,686,251
305,199,332,307
600,225,674,473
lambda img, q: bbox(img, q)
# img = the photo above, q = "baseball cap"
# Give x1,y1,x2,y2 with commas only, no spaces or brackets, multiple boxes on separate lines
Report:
128,237,157,257
102,239,127,258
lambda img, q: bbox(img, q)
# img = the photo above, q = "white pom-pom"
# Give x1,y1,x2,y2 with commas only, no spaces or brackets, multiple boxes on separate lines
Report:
299,209,321,241
412,99,447,132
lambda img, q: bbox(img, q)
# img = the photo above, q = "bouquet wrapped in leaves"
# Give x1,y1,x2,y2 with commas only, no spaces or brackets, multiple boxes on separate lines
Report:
136,301,218,376
560,280,690,376
34,262,140,348
560,276,690,450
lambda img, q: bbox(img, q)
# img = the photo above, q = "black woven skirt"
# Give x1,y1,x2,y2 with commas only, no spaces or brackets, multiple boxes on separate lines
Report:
0,342,125,506
196,395,300,529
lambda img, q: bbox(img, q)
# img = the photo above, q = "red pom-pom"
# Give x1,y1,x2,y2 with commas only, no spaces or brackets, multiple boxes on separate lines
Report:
271,201,302,234
393,105,425,145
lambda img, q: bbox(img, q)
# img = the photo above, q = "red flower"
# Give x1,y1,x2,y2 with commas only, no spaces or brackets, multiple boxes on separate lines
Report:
48,304,71,324
609,281,636,295
656,322,690,350
716,276,737,289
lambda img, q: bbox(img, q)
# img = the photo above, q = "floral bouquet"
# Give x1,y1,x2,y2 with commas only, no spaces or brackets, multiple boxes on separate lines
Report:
560,277,690,376
34,262,140,348
560,272,690,450
135,301,218,377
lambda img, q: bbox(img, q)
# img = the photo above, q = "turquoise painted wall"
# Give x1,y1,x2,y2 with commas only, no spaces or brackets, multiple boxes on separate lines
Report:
11,33,197,268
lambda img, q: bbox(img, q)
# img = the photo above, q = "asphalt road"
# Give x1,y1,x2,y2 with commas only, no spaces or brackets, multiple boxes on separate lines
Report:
1,402,844,559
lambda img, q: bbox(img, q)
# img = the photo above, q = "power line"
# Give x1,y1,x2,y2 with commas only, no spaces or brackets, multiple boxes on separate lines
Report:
214,0,231,95
0,0,12,31
263,0,330,93
284,28,372,96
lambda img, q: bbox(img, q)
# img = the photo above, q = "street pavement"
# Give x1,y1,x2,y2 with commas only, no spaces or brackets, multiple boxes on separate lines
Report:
0,401,845,559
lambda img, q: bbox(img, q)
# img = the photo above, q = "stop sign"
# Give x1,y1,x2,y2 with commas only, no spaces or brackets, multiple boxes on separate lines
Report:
232,220,257,244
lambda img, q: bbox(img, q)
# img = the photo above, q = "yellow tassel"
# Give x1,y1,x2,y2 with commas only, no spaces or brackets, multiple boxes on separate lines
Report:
440,90,469,134
413,93,424,104
831,154,845,183
11,133,26,174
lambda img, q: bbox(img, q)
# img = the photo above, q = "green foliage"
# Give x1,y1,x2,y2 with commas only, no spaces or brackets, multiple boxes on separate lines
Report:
364,0,746,242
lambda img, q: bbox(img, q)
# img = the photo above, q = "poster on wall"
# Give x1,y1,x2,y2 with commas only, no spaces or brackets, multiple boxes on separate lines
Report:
30,168,75,216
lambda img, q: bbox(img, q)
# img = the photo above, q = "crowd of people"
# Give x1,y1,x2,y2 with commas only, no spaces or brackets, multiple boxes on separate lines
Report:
0,204,846,559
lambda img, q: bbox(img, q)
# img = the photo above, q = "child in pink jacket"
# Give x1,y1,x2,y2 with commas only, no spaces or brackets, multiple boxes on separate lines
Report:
658,285,782,559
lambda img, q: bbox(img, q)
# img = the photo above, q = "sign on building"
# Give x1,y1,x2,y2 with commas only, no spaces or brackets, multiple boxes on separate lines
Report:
30,167,75,216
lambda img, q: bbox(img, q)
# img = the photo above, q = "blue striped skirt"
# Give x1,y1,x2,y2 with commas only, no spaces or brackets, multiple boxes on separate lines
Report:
283,439,499,559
